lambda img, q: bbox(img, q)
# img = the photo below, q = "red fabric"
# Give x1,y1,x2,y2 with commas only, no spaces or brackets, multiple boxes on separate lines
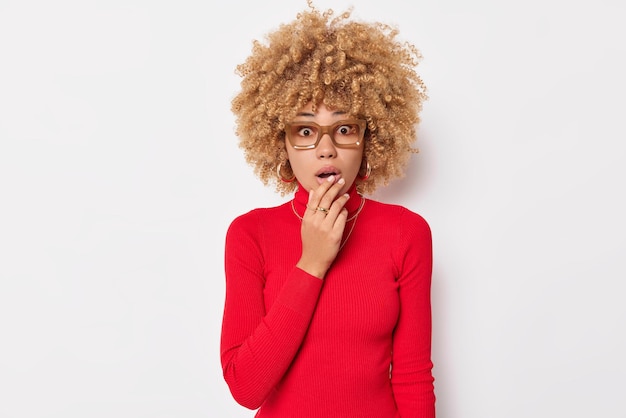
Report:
220,184,435,417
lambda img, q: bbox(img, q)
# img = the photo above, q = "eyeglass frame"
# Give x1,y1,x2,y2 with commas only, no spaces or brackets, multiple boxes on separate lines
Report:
284,119,367,150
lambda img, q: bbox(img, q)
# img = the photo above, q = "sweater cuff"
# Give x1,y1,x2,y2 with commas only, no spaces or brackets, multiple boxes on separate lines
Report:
274,267,324,317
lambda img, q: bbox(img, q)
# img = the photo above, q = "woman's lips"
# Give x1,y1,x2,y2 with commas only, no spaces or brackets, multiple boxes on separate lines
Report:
315,166,341,184
316,166,340,176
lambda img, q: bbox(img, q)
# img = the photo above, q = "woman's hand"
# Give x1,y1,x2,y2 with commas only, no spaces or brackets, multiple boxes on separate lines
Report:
296,175,350,279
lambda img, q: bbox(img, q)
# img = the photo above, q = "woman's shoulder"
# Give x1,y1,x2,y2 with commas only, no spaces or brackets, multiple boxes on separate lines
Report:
363,198,432,255
227,202,289,232
364,197,430,228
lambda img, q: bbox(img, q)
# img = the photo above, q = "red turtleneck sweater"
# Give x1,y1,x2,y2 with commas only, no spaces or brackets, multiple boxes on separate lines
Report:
220,184,435,417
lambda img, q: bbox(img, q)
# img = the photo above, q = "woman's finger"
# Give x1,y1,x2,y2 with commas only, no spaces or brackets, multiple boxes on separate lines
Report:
305,175,344,218
315,177,345,213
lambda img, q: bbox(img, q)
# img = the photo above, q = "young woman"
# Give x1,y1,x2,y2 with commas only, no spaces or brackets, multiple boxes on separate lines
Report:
220,3,435,417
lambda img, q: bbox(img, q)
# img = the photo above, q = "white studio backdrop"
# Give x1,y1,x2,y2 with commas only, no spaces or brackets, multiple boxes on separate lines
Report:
0,0,624,417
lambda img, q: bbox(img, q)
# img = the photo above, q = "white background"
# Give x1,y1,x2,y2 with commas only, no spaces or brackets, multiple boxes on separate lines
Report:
1,0,624,417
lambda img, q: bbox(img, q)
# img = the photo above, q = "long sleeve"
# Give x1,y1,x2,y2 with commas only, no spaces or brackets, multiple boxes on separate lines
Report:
220,209,323,410
391,208,436,417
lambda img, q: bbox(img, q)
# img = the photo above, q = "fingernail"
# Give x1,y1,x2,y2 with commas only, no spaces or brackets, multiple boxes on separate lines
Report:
327,175,335,182
338,178,345,185
344,193,350,199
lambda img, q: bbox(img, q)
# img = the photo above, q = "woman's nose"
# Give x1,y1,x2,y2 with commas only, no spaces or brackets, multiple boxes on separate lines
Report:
316,133,336,158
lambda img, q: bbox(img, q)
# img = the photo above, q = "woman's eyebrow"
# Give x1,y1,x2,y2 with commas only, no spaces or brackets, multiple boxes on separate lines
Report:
295,111,347,117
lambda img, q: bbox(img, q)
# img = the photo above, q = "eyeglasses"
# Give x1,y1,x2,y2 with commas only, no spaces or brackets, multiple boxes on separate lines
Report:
284,119,367,149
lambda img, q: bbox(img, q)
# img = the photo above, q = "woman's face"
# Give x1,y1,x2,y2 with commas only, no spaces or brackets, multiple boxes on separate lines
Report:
285,102,364,195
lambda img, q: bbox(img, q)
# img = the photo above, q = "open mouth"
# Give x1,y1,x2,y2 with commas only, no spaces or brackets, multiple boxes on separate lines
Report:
315,166,341,183
317,171,337,179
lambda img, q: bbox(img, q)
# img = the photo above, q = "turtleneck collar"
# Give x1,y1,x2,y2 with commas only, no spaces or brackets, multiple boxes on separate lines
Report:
291,182,363,220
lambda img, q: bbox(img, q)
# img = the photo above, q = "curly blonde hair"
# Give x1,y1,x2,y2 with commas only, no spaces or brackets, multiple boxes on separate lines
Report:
231,2,427,195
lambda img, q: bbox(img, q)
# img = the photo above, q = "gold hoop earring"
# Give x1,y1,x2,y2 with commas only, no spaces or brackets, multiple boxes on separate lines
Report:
277,162,296,183
358,161,371,180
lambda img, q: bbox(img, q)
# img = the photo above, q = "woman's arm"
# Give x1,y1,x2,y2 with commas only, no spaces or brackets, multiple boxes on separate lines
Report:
220,211,323,410
391,209,436,417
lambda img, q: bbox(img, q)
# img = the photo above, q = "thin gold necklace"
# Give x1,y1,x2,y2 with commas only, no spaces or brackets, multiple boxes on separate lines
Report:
290,196,365,222
290,197,365,251
338,211,360,251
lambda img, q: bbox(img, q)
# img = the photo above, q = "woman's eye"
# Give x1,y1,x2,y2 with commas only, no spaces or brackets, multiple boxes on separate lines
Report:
298,127,314,137
337,125,353,135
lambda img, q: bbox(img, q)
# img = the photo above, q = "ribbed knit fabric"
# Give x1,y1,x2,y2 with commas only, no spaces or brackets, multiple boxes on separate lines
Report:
221,184,435,417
